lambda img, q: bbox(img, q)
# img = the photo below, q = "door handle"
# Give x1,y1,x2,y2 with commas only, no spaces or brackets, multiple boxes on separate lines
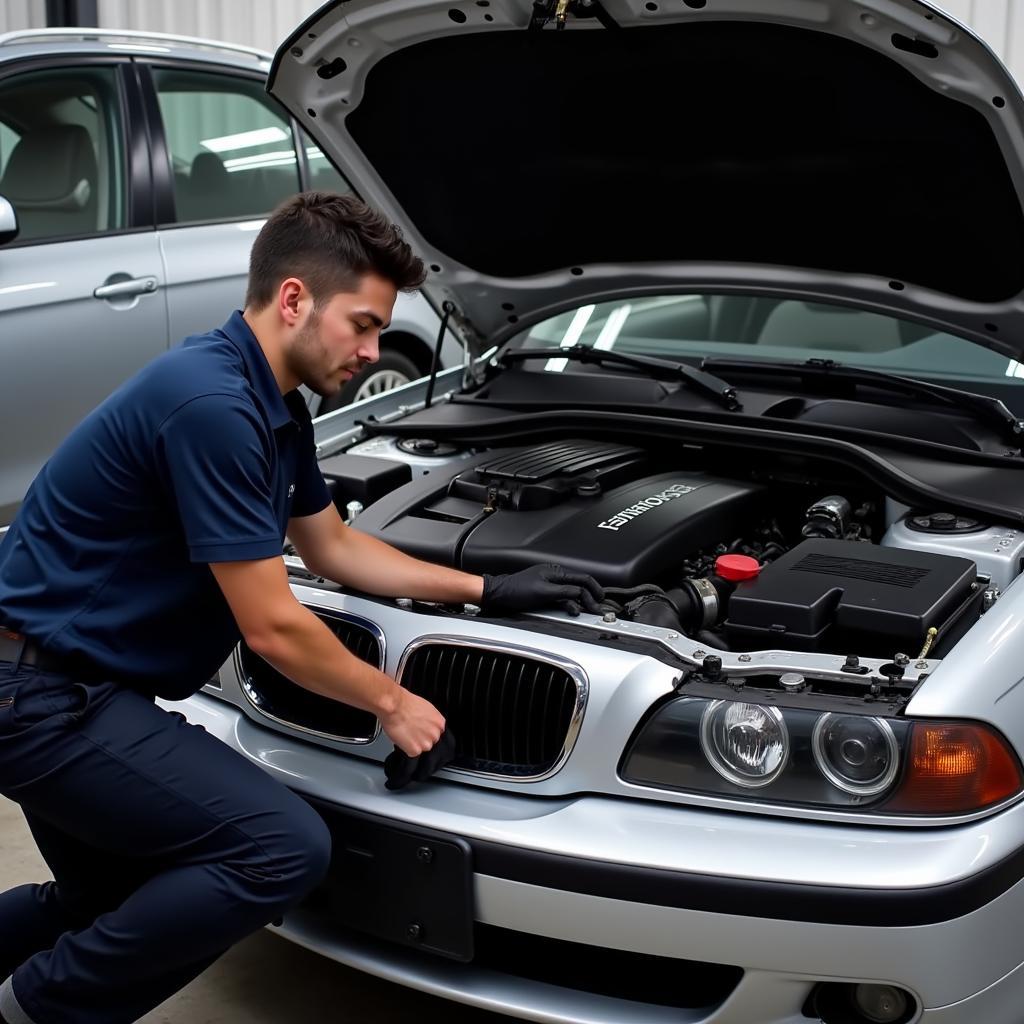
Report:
93,276,158,300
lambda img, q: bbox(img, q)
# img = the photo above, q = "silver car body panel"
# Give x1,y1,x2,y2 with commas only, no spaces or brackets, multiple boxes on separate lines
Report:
157,220,264,345
906,569,1024,744
345,432,475,478
0,231,167,523
881,517,1024,591
272,901,1024,1023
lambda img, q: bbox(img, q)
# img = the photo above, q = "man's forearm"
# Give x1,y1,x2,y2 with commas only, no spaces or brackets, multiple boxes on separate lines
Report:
254,601,402,716
314,526,484,604
254,602,447,757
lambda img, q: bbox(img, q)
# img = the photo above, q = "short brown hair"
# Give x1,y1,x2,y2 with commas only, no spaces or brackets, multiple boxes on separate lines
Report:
245,191,426,311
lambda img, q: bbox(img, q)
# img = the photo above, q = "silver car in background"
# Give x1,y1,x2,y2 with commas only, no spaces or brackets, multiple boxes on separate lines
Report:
0,27,452,525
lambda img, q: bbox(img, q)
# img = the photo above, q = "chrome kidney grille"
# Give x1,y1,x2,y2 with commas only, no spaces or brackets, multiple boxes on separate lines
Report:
398,641,586,780
237,611,383,743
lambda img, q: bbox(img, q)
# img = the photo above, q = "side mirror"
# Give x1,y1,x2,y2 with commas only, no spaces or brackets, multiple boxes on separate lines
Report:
0,194,19,245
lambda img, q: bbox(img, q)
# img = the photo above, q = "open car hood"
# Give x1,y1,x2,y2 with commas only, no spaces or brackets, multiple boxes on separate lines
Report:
269,0,1024,362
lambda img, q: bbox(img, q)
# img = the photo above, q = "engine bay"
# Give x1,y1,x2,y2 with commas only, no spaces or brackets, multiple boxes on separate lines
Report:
311,435,1024,671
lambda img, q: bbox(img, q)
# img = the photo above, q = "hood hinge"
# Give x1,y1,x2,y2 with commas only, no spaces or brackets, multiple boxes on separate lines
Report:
528,0,620,31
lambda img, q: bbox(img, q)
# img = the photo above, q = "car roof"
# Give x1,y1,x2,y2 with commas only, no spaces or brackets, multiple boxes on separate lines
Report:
0,27,272,73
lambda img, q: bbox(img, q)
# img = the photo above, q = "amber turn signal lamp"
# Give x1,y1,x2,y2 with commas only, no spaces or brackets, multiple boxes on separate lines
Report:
884,722,1022,814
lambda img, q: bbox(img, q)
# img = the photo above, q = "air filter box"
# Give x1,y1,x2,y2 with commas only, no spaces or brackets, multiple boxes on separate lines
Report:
724,539,981,656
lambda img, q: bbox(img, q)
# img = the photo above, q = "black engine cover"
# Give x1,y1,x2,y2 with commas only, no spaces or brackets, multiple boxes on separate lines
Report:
353,440,762,587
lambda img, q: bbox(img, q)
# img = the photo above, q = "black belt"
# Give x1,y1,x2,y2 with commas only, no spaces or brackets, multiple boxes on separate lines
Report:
0,628,87,675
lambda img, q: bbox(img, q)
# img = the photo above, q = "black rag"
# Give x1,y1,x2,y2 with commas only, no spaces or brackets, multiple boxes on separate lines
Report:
384,728,458,791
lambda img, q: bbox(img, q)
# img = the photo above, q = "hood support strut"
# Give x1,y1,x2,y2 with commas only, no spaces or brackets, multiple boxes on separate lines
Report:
424,300,456,409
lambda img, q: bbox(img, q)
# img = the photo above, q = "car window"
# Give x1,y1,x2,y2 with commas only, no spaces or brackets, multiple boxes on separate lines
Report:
513,294,1022,387
0,66,126,243
152,68,300,223
298,128,353,194
0,120,19,178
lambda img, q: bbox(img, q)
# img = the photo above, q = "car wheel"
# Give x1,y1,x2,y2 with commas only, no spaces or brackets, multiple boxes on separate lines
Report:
319,349,421,415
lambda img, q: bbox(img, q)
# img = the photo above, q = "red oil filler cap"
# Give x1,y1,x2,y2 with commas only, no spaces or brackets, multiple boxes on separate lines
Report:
715,554,761,581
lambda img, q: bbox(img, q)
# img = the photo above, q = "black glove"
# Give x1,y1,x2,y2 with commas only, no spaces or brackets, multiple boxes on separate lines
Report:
480,563,604,617
384,728,457,791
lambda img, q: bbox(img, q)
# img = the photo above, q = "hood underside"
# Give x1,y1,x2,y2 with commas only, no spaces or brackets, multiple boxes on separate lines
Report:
270,1,1024,358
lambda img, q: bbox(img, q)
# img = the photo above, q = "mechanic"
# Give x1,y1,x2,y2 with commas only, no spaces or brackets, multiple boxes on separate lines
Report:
0,191,603,1024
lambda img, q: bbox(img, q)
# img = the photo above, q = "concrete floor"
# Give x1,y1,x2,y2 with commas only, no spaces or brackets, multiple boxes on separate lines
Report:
0,797,505,1023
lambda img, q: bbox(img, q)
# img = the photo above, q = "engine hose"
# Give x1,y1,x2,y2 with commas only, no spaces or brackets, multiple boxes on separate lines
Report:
627,594,684,630
602,584,666,603
609,577,739,635
698,628,730,651
597,584,667,615
451,505,496,568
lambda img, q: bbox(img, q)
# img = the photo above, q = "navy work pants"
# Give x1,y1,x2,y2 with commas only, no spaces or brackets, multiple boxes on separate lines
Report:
0,659,332,1024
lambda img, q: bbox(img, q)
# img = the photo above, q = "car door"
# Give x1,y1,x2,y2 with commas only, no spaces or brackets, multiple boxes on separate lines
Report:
0,59,166,525
141,62,306,344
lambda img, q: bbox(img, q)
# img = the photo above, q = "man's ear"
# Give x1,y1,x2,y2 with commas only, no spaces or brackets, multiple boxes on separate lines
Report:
278,278,306,327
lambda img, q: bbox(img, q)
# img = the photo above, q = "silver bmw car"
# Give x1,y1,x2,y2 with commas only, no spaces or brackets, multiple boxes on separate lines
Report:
171,1,1024,1021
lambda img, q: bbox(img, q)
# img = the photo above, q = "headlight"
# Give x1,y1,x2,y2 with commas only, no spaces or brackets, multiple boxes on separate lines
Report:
700,700,788,788
620,694,1023,816
812,714,898,796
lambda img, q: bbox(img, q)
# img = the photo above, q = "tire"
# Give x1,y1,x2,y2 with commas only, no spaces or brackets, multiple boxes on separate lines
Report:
318,348,421,415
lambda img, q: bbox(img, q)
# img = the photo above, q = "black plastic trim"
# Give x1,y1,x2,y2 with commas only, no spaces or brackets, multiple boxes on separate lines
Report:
298,797,1024,928
120,61,154,228
0,51,123,80
132,61,175,225
361,408,1024,525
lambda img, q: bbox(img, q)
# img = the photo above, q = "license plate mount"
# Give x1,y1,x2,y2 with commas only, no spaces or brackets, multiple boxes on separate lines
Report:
317,806,475,962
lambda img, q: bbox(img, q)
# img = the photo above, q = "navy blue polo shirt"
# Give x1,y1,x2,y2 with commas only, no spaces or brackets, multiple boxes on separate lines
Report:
0,311,332,699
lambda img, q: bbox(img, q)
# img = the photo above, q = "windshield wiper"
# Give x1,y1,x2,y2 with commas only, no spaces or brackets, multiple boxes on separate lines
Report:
702,357,1024,448
498,343,742,410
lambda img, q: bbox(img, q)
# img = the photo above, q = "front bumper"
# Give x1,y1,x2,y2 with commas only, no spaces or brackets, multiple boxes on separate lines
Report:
171,691,1024,1023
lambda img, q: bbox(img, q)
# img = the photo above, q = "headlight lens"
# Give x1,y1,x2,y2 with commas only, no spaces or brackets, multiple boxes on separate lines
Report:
620,694,1024,816
812,714,898,796
700,700,788,787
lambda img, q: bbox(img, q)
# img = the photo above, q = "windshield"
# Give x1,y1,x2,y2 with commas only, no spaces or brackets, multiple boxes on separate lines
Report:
509,295,1021,386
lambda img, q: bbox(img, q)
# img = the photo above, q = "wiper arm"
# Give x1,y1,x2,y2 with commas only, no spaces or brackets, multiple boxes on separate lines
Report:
498,344,743,410
703,357,1023,448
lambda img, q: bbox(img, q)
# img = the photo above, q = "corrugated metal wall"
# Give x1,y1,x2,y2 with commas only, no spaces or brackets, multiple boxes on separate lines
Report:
94,0,320,55
0,0,48,33
937,0,1024,80
0,1,319,49
2,1,1024,83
